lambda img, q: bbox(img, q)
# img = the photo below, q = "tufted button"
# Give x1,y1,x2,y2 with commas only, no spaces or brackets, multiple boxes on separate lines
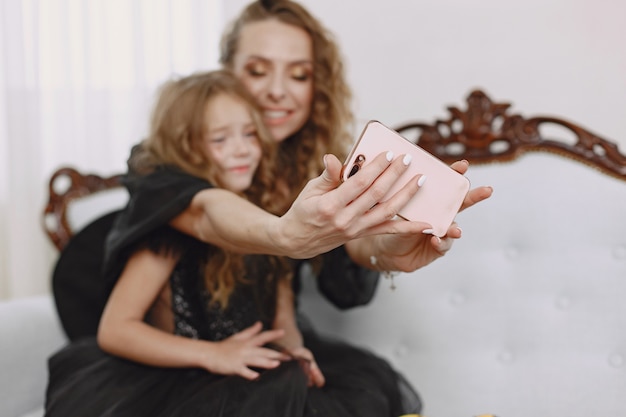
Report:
448,291,467,306
612,245,626,260
394,344,409,359
554,294,572,310
608,353,624,368
497,350,515,364
503,246,520,260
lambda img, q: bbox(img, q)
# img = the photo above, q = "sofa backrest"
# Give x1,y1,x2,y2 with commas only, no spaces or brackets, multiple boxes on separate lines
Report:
42,90,626,417
299,90,626,417
0,295,66,417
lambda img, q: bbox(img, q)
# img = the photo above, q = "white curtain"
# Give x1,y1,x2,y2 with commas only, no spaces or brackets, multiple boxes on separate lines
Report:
0,0,223,299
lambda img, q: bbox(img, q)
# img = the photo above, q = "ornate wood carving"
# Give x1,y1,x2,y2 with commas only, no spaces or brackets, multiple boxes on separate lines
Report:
42,167,123,251
42,90,626,250
394,89,626,181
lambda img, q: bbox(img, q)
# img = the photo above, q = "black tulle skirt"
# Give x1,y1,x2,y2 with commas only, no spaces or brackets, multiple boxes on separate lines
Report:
44,330,421,417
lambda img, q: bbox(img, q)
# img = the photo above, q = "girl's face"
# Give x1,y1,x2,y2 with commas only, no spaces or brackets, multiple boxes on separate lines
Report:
201,93,262,192
231,19,314,142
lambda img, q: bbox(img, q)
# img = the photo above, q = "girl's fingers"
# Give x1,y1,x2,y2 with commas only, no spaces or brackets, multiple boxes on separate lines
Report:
238,367,260,381
246,352,284,370
252,329,285,346
229,321,263,340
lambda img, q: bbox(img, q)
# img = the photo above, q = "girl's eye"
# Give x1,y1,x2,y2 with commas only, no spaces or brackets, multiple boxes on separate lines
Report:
209,137,225,144
244,129,258,139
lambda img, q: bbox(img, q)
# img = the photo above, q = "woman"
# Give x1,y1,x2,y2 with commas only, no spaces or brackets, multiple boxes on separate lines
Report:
48,0,491,414
130,0,492,303
46,69,421,416
99,1,489,413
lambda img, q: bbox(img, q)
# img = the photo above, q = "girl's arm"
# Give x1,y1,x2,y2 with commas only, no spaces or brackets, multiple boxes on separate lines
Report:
272,278,325,387
272,279,303,351
97,248,288,380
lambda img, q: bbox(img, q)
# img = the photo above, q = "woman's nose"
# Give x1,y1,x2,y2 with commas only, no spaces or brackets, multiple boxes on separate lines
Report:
266,73,286,101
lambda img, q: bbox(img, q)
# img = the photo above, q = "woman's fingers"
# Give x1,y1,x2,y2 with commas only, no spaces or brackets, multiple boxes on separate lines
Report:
460,185,493,212
337,151,402,207
448,159,493,212
317,154,344,190
333,154,424,229
450,159,470,175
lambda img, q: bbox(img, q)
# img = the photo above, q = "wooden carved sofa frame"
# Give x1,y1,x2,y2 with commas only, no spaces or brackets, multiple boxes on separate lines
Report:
39,90,626,417
42,89,626,250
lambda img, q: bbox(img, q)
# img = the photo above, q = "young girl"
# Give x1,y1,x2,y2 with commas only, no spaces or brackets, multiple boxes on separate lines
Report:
45,70,324,416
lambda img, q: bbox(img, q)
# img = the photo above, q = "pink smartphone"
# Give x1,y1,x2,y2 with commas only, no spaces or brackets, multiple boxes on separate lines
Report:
341,120,470,236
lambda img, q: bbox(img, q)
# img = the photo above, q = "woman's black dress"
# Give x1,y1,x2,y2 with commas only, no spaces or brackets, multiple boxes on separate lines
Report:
44,166,421,417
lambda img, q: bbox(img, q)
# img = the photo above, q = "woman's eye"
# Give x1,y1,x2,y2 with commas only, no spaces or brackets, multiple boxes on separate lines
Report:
290,67,311,82
245,63,267,77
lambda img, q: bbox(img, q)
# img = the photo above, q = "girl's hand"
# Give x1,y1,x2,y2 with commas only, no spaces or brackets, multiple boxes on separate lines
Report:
201,321,290,380
287,346,325,388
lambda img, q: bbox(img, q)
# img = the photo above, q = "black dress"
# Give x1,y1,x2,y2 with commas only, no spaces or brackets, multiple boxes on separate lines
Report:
45,166,422,417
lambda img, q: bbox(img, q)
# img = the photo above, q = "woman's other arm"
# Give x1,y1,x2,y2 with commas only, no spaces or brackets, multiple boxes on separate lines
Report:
345,160,493,272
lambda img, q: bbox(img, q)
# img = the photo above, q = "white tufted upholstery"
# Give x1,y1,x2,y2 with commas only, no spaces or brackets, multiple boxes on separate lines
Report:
3,90,624,417
0,296,66,417
299,152,626,417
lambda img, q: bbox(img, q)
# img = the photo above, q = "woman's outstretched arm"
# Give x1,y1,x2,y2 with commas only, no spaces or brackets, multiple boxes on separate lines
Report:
170,153,492,267
170,151,425,259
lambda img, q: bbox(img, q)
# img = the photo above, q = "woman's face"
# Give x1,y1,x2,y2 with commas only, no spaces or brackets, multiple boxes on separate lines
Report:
201,93,262,193
231,19,314,143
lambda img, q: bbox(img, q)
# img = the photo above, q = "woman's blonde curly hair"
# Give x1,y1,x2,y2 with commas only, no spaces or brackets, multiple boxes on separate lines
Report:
220,0,355,208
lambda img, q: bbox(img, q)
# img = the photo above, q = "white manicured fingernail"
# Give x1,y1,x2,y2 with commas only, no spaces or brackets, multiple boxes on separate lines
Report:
402,154,412,165
386,151,394,162
417,175,427,187
422,228,434,235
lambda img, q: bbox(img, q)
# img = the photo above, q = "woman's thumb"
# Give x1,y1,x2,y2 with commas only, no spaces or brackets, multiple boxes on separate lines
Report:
319,154,343,189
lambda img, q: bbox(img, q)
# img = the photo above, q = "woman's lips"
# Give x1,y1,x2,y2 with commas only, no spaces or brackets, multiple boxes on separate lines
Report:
263,109,291,125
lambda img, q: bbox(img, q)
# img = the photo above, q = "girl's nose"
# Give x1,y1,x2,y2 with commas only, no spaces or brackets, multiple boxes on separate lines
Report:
231,134,252,155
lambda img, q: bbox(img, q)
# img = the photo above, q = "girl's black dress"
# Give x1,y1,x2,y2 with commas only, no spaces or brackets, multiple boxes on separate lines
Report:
44,166,422,417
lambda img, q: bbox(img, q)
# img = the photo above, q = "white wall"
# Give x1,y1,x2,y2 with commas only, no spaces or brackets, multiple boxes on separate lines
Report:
224,0,626,151
6,0,624,290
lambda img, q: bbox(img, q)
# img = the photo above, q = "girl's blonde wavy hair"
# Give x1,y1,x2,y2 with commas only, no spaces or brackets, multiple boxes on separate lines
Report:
131,70,289,308
220,0,355,209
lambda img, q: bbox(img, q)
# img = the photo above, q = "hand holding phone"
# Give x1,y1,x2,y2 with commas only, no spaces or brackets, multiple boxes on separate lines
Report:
341,120,470,236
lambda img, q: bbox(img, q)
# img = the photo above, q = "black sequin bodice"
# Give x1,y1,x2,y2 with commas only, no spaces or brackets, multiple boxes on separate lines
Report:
170,253,277,342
